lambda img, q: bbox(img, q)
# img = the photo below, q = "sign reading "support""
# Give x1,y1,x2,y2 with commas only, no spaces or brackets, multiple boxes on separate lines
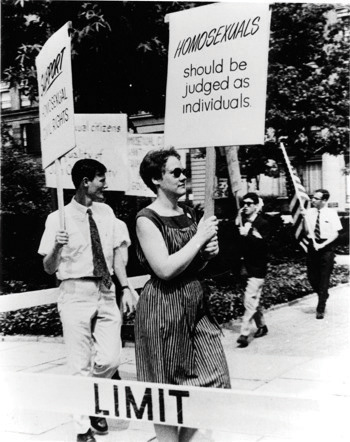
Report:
36,22,76,168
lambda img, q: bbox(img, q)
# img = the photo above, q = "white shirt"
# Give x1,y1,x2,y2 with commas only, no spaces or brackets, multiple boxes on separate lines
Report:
38,198,130,280
305,207,342,240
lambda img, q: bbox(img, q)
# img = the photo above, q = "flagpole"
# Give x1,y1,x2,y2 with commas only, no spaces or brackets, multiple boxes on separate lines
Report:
279,141,316,248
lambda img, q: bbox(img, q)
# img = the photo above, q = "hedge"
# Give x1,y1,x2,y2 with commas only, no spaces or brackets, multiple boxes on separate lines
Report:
207,259,349,324
0,259,348,336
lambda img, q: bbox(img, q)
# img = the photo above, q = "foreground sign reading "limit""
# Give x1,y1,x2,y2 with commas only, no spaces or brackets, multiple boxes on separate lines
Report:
1,371,344,436
164,3,270,149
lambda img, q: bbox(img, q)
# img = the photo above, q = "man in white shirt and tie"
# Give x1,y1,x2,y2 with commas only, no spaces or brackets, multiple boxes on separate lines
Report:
303,189,342,319
38,159,137,442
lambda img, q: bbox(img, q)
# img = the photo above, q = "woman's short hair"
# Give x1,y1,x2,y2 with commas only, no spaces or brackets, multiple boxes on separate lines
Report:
71,159,107,189
139,147,181,194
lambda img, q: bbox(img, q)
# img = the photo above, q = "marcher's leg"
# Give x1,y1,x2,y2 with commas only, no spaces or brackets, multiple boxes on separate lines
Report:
307,250,321,294
316,251,335,315
240,277,265,336
92,282,122,378
58,280,98,435
252,280,265,329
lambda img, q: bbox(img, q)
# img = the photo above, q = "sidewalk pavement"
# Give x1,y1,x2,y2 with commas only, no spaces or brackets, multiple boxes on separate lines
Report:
0,280,349,442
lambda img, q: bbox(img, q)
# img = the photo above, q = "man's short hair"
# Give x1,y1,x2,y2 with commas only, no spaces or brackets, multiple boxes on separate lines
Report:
242,192,260,204
315,189,330,201
71,159,107,189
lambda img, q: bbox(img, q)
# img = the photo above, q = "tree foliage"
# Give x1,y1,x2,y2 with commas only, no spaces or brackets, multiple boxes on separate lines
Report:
2,1,349,172
1,0,204,115
240,3,349,181
1,124,51,216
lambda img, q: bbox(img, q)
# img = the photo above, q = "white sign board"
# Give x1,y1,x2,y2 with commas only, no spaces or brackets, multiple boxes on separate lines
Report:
126,134,187,197
126,134,164,197
35,22,76,168
165,3,270,148
45,114,128,190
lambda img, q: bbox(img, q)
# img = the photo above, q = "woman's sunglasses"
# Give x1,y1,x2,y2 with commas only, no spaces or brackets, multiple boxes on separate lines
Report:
169,168,187,178
241,201,254,207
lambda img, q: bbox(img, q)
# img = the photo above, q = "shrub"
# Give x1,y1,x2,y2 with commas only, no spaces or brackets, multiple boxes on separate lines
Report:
335,213,349,254
1,124,51,217
0,260,348,336
206,259,349,324
0,305,62,336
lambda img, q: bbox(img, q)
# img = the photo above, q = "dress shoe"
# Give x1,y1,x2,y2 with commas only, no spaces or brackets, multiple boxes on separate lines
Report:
316,312,324,319
90,416,108,435
77,428,96,442
254,325,268,338
237,335,249,347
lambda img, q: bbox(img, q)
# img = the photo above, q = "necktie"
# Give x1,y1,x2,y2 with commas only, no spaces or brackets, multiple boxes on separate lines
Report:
87,209,112,289
314,210,321,242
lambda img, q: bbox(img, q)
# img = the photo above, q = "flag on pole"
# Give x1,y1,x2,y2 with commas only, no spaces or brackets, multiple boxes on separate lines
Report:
280,143,310,252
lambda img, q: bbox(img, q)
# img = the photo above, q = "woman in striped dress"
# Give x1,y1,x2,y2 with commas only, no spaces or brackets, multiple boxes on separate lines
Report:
135,147,231,442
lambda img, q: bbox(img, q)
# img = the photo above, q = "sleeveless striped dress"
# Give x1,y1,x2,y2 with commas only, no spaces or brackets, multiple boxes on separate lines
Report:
134,206,231,388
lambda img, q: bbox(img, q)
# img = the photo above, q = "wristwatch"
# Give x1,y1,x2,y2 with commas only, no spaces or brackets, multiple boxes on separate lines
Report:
121,285,129,291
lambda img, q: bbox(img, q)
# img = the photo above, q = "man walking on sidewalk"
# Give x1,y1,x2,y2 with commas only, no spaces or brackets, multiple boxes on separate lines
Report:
236,193,271,348
303,189,342,319
38,159,137,442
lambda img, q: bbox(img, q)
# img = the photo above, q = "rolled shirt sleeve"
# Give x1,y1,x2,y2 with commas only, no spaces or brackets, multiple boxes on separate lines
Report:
114,218,131,264
38,211,59,257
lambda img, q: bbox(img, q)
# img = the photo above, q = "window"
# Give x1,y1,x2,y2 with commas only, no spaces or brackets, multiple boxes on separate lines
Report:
303,161,322,194
21,123,41,156
1,91,11,109
20,91,31,108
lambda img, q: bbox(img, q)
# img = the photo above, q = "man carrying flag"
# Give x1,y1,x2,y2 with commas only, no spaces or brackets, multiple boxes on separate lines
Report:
280,141,342,320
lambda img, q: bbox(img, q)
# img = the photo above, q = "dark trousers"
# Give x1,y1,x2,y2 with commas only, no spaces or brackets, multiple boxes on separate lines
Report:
307,246,335,313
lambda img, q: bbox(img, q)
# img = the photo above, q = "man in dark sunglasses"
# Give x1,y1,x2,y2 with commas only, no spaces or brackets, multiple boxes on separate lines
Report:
235,193,271,348
302,189,342,319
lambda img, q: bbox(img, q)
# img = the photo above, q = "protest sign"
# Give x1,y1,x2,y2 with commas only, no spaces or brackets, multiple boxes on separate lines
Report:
126,134,187,197
35,22,75,168
165,3,270,148
45,114,128,190
126,134,165,197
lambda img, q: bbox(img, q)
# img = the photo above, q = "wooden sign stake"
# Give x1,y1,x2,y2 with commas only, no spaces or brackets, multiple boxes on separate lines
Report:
203,146,216,219
55,158,65,230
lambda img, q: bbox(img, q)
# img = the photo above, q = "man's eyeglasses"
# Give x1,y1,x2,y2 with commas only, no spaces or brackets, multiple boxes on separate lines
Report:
312,196,322,201
242,201,254,207
169,168,187,178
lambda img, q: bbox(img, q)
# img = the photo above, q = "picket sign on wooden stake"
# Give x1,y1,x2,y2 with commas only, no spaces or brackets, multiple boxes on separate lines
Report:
203,146,216,219
235,191,242,227
55,157,65,230
225,146,242,226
